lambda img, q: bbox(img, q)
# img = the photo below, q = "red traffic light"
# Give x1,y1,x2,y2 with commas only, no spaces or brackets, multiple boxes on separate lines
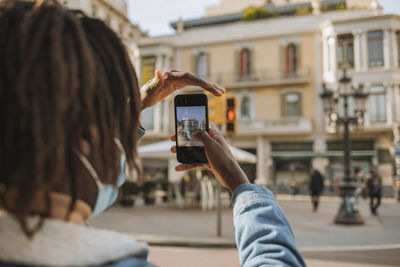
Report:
227,109,235,121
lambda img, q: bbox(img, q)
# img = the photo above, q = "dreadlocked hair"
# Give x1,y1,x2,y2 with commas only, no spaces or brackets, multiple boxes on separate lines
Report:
0,0,142,238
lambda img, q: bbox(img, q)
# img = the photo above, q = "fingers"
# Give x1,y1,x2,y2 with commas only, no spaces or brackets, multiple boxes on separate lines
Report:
170,134,176,153
155,69,164,83
204,83,225,96
165,70,225,96
142,71,164,92
207,126,232,155
209,83,225,96
192,130,215,146
175,163,205,172
207,124,224,142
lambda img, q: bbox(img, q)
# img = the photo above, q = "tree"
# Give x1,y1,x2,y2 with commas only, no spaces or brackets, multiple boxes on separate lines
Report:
242,5,271,21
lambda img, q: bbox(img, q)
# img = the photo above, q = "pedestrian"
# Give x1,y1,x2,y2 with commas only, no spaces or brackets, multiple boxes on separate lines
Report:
309,168,324,212
354,167,367,199
352,167,365,211
289,180,299,195
0,1,305,266
367,169,383,215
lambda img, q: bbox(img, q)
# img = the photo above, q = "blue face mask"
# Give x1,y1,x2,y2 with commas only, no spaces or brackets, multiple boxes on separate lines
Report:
91,155,127,216
74,139,128,217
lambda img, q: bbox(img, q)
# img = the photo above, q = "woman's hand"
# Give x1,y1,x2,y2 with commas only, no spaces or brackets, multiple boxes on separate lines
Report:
170,125,249,193
140,70,225,111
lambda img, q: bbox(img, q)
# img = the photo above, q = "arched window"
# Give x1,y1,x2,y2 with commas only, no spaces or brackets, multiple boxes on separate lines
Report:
283,92,301,117
196,53,208,79
285,44,297,75
240,95,251,119
239,48,251,78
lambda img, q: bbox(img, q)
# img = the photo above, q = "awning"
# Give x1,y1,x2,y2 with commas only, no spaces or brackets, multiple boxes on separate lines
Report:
270,150,377,158
139,140,257,164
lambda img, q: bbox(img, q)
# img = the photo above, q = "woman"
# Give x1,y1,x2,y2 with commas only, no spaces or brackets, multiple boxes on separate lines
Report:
0,1,305,266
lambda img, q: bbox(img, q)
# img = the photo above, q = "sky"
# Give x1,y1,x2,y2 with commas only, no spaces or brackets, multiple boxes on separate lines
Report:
128,0,400,37
177,106,206,123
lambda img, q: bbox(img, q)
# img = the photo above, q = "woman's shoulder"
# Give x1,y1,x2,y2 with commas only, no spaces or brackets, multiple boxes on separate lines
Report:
0,214,152,266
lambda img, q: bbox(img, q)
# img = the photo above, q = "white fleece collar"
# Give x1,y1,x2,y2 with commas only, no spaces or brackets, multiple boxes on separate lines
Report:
0,214,148,266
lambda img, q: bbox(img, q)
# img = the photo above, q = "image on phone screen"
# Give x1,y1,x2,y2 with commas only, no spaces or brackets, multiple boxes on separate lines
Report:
176,106,207,147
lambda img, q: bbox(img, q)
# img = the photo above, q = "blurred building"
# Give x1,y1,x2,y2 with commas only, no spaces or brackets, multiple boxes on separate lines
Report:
138,0,397,194
59,0,146,59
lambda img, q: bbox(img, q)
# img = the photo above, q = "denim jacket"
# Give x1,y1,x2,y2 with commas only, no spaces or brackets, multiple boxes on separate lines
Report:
232,184,306,267
0,184,305,267
0,126,305,266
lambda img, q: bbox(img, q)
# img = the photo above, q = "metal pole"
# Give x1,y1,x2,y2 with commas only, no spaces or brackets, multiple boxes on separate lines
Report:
216,181,222,237
343,96,351,184
334,94,364,224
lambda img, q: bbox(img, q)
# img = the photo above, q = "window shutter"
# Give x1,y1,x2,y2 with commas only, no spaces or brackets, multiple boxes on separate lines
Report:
295,43,301,75
206,53,210,79
192,53,197,74
298,92,302,116
280,45,285,77
249,47,254,78
234,49,240,81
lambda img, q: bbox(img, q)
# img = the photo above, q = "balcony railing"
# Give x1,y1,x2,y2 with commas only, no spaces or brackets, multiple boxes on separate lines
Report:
237,117,312,135
209,68,311,88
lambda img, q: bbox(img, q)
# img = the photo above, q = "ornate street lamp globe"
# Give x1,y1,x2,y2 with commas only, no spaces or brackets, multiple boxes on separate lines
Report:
320,83,334,112
339,69,352,94
353,84,368,113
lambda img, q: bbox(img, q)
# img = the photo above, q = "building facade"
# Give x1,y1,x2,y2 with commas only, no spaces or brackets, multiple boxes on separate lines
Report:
137,0,398,194
60,0,145,58
321,14,400,193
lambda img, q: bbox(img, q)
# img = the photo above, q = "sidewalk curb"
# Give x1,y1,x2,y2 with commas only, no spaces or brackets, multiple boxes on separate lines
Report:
129,233,400,251
129,234,236,248
276,194,397,203
300,244,400,252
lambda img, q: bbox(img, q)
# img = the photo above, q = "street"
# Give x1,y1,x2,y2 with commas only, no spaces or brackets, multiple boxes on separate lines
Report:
89,195,400,266
147,247,400,267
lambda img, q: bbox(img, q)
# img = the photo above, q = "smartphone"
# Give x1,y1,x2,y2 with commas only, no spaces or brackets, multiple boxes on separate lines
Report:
174,94,209,164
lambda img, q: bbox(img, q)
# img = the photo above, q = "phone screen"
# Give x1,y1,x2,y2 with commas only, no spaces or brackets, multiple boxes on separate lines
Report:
176,106,207,147
174,94,208,164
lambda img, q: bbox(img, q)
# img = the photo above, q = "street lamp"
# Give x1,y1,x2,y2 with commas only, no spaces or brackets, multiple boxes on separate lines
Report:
320,69,368,225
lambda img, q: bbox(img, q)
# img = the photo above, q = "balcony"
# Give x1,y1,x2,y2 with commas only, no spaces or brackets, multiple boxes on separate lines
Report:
209,68,311,89
237,117,312,136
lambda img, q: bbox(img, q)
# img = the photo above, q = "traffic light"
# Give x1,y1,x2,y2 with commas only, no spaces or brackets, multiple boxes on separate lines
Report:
226,97,237,135
206,92,225,125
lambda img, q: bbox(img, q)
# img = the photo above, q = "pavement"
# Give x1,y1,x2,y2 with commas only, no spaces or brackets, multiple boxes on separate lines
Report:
89,195,400,266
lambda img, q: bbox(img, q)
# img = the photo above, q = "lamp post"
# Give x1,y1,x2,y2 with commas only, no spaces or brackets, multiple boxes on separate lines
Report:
320,69,368,225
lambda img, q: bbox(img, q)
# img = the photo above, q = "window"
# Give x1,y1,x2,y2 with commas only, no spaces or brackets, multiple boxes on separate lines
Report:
141,56,156,84
240,96,251,120
368,31,384,67
285,44,297,74
369,86,386,122
237,91,254,120
337,34,354,68
196,53,208,79
239,48,251,79
282,93,301,117
141,106,154,130
397,31,400,66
